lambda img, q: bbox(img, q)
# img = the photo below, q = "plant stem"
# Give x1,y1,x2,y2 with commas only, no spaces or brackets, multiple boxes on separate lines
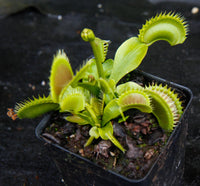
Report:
106,132,126,153
81,28,105,78
90,41,104,78
85,104,100,124
84,136,95,147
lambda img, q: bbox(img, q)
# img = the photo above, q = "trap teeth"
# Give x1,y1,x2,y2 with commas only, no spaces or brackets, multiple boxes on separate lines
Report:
145,84,183,131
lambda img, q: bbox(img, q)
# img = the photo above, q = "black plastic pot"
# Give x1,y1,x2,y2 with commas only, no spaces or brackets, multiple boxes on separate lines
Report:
35,70,193,186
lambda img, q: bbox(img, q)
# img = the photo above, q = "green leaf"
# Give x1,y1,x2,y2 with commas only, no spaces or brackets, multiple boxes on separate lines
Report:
98,122,112,140
85,104,100,126
98,122,125,152
145,84,183,131
91,37,110,65
50,50,73,102
60,94,85,113
77,112,95,126
118,116,129,123
110,37,148,83
103,59,114,78
84,136,95,147
98,78,114,95
89,126,100,139
116,81,143,96
15,96,59,119
118,90,152,113
104,93,114,105
65,115,89,125
138,12,188,46
145,89,174,131
71,58,96,86
83,59,98,80
84,58,114,80
59,58,95,102
59,87,86,113
90,93,104,117
77,82,101,97
102,90,152,126
102,99,122,126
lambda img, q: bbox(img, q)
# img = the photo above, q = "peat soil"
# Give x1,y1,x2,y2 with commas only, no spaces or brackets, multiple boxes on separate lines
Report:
0,0,200,185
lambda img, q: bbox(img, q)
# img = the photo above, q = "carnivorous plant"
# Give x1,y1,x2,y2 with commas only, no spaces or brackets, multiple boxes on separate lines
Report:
8,12,188,152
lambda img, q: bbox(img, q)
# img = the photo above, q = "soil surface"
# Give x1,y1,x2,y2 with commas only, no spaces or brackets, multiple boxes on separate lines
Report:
1,0,200,185
43,110,167,180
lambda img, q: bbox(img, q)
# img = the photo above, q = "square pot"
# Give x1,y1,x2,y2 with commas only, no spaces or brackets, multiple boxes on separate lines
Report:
35,70,193,186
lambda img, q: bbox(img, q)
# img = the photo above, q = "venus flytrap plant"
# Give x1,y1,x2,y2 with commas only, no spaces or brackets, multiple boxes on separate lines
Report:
9,12,188,153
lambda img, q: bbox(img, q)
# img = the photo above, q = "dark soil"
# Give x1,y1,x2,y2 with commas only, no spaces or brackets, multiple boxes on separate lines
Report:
42,110,169,179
